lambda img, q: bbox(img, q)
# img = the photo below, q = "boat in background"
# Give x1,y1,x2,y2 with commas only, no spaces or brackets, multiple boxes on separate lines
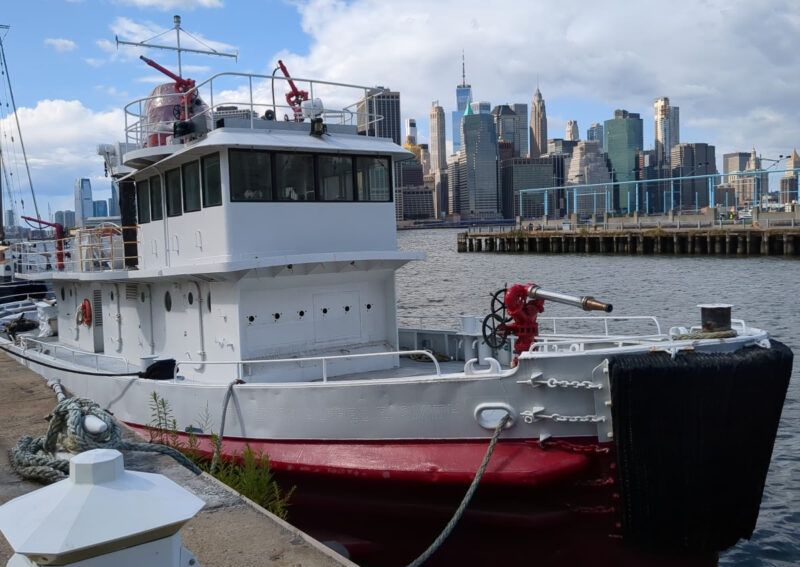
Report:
0,19,792,566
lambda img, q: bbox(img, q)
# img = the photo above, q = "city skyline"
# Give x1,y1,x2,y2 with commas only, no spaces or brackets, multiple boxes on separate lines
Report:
1,1,798,216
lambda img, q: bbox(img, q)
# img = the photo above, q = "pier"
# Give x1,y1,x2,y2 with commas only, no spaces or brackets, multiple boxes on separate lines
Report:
458,210,800,257
0,354,354,567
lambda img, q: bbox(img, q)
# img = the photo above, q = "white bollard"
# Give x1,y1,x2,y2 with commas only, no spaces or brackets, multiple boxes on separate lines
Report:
0,448,204,566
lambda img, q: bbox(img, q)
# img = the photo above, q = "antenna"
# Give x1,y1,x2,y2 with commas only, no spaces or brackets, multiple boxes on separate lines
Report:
115,14,237,78
461,50,466,87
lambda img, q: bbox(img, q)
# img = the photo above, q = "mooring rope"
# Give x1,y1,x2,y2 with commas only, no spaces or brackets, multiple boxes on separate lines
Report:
406,412,511,567
210,379,243,475
8,395,201,484
671,330,738,341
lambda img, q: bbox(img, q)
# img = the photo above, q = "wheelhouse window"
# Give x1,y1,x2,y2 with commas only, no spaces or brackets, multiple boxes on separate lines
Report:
275,153,315,201
356,157,391,201
202,153,222,207
230,149,272,201
319,156,354,201
136,179,150,223
150,175,163,220
165,168,182,216
182,161,201,212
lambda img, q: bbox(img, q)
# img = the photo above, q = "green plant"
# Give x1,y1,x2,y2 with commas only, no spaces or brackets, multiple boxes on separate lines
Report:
213,446,295,519
146,392,294,518
147,391,180,447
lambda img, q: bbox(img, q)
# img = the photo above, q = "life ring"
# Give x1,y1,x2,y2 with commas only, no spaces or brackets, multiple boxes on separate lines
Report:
76,299,92,326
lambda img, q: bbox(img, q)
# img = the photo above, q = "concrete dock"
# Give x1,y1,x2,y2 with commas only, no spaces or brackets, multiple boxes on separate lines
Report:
0,353,356,567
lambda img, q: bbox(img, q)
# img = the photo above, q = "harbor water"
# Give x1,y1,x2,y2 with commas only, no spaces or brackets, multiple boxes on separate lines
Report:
396,228,799,567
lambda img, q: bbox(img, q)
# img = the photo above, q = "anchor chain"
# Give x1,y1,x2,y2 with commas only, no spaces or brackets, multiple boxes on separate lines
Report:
536,378,603,390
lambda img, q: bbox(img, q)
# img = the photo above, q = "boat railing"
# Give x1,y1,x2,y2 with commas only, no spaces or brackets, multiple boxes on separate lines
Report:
538,315,663,337
123,71,388,149
176,349,442,383
20,336,135,374
9,225,141,275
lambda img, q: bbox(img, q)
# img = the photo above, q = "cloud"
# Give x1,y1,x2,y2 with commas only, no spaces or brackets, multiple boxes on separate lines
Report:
0,100,124,210
44,38,77,52
114,0,223,10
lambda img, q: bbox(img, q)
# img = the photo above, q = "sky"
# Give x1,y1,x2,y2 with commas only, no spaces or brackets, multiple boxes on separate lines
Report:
1,0,799,220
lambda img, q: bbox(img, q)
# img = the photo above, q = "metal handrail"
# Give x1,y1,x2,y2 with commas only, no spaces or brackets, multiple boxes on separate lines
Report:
9,226,141,274
538,315,662,336
20,336,134,373
123,71,388,148
175,349,442,383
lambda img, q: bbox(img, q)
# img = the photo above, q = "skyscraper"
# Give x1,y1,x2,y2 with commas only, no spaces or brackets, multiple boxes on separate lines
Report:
670,143,716,210
509,103,528,158
604,110,643,212
587,123,603,150
404,118,417,146
109,183,121,217
458,104,499,219
566,120,579,141
429,102,447,172
93,199,109,217
529,87,547,158
491,105,520,155
654,97,679,166
470,101,491,115
429,101,448,218
451,52,472,154
74,178,93,227
356,88,401,145
779,149,799,204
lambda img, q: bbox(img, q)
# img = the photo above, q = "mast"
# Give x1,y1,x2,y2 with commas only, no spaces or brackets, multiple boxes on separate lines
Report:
115,14,237,78
0,24,41,226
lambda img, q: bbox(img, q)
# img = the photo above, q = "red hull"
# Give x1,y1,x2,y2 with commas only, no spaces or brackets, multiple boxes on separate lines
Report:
128,425,716,567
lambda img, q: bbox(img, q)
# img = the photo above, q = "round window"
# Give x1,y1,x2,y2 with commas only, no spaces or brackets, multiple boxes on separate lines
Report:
188,291,194,305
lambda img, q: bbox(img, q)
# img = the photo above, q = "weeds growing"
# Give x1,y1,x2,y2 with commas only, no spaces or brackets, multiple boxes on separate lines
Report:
147,391,294,519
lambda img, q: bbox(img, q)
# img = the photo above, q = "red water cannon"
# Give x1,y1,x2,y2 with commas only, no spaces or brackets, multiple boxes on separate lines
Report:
140,55,197,120
277,59,309,121
21,216,64,270
482,283,613,356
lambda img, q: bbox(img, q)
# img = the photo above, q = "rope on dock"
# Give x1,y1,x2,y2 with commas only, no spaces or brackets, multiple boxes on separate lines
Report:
8,394,201,484
405,412,510,567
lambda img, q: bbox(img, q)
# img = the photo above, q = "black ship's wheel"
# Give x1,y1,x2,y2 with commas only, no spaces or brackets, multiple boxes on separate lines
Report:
482,288,511,349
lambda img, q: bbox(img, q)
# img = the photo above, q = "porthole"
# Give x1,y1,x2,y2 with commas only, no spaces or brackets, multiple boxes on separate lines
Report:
188,291,194,305
248,315,255,323
273,312,281,320
322,308,328,315
165,291,172,312
366,303,372,310
60,288,65,301
298,310,305,318
344,305,350,312
207,292,211,312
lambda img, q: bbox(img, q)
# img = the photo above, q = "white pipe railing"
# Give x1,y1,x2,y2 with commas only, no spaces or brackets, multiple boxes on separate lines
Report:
20,336,134,373
175,349,442,383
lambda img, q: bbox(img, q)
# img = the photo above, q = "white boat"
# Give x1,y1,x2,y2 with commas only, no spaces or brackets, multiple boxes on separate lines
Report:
0,43,792,567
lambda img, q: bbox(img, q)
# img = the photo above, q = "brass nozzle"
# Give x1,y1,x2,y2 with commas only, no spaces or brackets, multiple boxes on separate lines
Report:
583,297,613,313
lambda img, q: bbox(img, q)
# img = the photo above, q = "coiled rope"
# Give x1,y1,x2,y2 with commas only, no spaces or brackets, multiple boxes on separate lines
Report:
8,395,201,484
671,330,738,340
406,412,511,567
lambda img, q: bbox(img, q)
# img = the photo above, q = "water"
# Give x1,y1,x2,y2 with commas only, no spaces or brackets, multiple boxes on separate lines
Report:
396,228,799,567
